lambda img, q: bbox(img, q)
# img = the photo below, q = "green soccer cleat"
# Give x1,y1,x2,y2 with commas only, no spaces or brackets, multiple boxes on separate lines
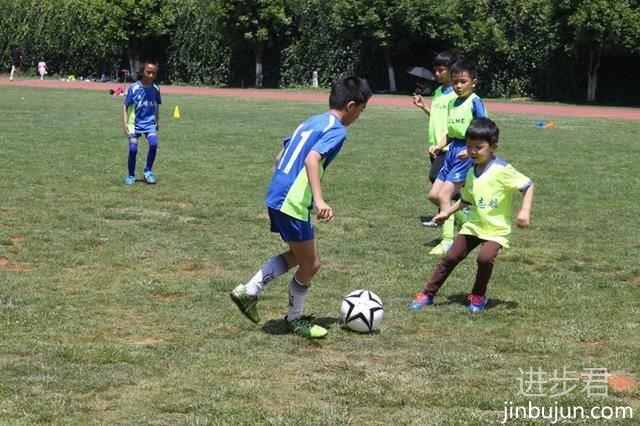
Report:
230,284,260,324
286,315,328,339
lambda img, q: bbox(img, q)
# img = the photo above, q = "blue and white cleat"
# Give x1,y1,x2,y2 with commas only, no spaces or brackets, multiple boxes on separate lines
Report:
124,175,135,186
143,170,157,184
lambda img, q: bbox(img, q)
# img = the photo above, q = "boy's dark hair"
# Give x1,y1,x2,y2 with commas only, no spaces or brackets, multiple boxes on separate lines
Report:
466,118,499,145
329,76,372,109
433,48,462,69
450,59,477,80
143,60,159,68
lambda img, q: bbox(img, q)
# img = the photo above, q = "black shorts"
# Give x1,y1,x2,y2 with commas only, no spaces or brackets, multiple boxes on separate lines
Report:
428,150,446,183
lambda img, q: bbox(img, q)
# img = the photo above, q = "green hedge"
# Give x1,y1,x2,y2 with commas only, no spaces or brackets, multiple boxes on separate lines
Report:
1,0,638,103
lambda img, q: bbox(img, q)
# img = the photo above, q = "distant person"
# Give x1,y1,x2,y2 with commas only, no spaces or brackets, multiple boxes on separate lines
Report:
122,61,161,185
38,60,47,80
411,118,534,313
230,76,372,339
9,47,23,81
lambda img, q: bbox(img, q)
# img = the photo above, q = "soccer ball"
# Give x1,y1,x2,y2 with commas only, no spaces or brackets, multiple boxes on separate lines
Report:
340,289,384,333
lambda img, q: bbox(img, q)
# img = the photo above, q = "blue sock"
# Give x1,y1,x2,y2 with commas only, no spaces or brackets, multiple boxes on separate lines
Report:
128,142,138,176
145,134,158,172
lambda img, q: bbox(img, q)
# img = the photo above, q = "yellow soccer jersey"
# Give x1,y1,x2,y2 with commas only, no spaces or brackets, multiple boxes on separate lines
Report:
460,157,532,247
428,86,457,149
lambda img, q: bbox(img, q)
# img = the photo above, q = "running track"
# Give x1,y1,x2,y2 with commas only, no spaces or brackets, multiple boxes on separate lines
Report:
2,79,639,121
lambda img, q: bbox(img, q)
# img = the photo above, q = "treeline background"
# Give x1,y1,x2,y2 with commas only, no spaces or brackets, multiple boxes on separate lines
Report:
1,0,639,104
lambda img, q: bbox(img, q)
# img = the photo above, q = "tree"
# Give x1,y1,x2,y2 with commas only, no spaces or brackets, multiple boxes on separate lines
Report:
557,0,640,101
333,0,423,93
212,0,290,87
94,0,175,77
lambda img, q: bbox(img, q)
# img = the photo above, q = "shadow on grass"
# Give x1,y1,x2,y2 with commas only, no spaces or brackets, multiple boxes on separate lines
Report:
262,316,340,335
440,293,519,310
419,215,434,223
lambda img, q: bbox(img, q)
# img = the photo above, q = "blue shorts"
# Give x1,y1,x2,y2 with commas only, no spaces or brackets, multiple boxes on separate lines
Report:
128,127,157,140
268,207,314,242
437,140,473,183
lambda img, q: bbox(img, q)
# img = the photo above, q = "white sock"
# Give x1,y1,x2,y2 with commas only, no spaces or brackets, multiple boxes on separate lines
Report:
286,276,308,322
245,254,289,297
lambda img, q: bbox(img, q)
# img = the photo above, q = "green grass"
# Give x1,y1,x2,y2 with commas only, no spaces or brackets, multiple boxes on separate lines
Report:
0,86,639,424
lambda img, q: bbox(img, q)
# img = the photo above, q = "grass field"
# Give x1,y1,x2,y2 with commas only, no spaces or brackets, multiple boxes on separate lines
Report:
1,86,639,424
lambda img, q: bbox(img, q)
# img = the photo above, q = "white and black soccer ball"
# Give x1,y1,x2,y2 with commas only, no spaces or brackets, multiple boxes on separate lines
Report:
340,289,384,333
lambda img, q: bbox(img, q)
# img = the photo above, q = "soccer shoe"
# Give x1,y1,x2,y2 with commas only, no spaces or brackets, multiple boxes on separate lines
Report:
230,284,261,324
143,170,157,184
429,241,453,255
410,292,433,309
286,315,328,338
467,294,487,313
422,219,440,228
123,175,135,186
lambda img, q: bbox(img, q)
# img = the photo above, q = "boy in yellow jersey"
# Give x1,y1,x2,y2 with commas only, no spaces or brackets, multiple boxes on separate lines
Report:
411,118,534,312
413,49,461,218
427,59,488,254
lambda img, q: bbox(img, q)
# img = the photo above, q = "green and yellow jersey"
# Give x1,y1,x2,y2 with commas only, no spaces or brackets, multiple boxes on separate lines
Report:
460,157,532,247
428,86,457,149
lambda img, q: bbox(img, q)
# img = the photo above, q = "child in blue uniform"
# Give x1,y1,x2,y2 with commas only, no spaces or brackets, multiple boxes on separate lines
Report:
230,76,372,338
122,61,161,185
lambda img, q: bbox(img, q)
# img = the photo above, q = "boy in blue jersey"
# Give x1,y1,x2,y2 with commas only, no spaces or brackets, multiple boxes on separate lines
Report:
427,59,487,255
122,61,161,185
231,76,372,338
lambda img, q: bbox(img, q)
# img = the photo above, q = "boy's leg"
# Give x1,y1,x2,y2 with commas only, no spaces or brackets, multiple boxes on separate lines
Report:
10,65,15,80
245,251,297,297
428,151,446,184
469,241,502,297
424,177,446,227
142,133,158,183
286,239,320,320
231,251,296,324
424,234,482,297
125,137,138,184
427,178,446,207
429,181,464,255
145,133,158,173
285,239,327,338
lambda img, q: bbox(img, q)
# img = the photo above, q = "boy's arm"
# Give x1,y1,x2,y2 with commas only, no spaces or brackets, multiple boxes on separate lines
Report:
155,105,160,131
305,151,333,221
274,148,283,166
432,199,469,224
413,95,431,115
516,184,534,228
122,105,129,135
429,135,450,157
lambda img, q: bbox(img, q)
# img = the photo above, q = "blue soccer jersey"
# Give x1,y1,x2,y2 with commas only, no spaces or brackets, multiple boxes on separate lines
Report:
265,112,347,221
124,81,161,134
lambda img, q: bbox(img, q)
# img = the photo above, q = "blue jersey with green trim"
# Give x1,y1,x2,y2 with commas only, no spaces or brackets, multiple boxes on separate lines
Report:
124,81,161,133
265,112,347,221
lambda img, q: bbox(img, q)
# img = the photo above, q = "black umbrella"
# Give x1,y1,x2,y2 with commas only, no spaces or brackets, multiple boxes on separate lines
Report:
406,66,435,81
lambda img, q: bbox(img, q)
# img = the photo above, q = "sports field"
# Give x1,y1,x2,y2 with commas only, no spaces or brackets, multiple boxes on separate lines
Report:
1,86,638,423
